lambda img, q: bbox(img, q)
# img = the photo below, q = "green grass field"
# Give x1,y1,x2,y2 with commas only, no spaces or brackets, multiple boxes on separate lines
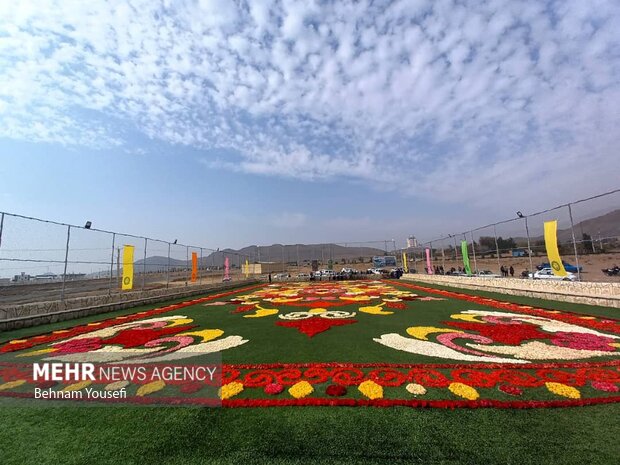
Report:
0,279,618,464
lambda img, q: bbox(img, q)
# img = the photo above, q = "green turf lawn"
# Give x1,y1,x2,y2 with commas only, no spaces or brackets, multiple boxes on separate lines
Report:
1,280,619,464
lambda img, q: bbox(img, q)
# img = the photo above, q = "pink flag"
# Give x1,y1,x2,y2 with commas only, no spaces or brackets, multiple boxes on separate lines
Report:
425,248,433,274
224,256,230,280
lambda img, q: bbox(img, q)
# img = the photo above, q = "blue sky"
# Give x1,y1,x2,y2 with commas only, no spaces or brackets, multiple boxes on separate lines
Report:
1,0,619,252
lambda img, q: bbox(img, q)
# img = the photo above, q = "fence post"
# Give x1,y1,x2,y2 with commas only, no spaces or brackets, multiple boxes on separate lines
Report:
453,235,458,260
108,233,115,296
0,212,4,249
567,203,581,281
166,242,171,289
142,238,147,291
117,247,121,296
60,225,71,301
493,224,501,274
523,216,534,279
470,231,478,274
440,239,445,273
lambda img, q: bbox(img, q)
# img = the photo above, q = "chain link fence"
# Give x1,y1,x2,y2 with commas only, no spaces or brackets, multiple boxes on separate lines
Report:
2,188,618,311
0,212,255,309
404,188,620,281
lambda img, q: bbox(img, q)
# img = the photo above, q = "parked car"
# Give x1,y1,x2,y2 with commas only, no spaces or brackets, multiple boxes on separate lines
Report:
297,273,310,278
536,261,582,273
602,266,620,277
475,270,502,278
273,273,289,280
528,267,577,281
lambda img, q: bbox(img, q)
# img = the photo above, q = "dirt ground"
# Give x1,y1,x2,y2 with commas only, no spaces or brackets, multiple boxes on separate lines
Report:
421,252,620,283
278,252,620,283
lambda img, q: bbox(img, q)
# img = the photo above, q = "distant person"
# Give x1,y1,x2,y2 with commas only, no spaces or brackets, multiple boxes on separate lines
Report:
500,265,505,277
268,272,272,283
509,266,514,277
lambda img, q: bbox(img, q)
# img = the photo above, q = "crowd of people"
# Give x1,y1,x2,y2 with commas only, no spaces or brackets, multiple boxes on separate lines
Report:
500,265,515,277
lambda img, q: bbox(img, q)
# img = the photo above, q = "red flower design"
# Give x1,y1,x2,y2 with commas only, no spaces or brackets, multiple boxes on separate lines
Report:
53,337,103,354
264,383,284,395
499,384,523,396
102,325,195,348
326,384,347,396
591,381,619,392
446,321,551,345
232,305,256,313
450,369,498,388
276,317,357,337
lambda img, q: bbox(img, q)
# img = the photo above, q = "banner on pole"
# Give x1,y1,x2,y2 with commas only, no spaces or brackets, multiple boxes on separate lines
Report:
402,252,409,273
245,259,249,277
191,252,198,282
121,245,134,290
425,248,433,274
461,240,472,276
224,257,230,280
544,220,567,276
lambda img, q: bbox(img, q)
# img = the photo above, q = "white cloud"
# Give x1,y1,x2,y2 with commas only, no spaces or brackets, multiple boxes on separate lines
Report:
0,0,619,210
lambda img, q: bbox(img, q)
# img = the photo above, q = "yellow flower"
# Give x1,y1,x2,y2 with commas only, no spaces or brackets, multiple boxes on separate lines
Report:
545,382,581,399
359,303,393,315
448,382,479,400
288,381,314,399
358,380,383,399
220,382,244,399
136,380,166,397
0,380,27,391
62,381,92,392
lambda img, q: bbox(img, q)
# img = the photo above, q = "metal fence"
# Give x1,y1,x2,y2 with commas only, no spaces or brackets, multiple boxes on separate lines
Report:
0,212,255,307
403,188,620,281
2,188,618,309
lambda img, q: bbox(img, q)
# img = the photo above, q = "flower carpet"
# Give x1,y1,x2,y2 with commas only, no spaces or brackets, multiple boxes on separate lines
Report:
0,280,618,408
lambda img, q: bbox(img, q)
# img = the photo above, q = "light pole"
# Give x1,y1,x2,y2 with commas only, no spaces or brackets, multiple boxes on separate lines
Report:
517,211,534,278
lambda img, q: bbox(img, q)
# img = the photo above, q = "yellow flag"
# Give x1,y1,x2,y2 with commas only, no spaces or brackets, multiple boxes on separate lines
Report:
121,245,134,290
245,259,249,277
191,252,198,282
402,252,409,273
543,220,567,276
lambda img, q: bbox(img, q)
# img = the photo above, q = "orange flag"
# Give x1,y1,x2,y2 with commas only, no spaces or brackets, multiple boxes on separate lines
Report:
191,252,198,282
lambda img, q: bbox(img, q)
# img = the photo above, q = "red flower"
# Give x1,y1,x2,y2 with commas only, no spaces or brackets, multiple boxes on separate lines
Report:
445,321,551,345
385,301,406,309
499,384,523,396
450,369,498,388
53,337,103,354
264,383,284,395
276,317,357,337
591,381,619,393
102,325,195,348
326,384,347,396
232,305,256,313
179,382,203,394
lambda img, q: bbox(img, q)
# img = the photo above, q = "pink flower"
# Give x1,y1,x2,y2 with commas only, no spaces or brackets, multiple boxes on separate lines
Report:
53,337,103,354
550,332,615,352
